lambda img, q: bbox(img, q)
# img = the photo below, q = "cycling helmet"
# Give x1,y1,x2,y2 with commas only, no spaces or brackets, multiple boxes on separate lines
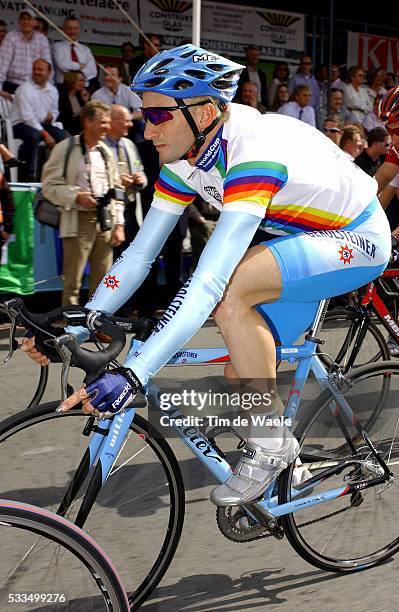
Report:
131,44,244,103
378,86,399,123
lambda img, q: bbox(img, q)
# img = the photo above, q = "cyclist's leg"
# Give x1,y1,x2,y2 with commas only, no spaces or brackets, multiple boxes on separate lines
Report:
212,244,299,506
211,203,391,506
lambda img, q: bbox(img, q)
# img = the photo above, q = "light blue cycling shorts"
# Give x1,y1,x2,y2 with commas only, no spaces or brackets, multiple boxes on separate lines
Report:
257,198,391,344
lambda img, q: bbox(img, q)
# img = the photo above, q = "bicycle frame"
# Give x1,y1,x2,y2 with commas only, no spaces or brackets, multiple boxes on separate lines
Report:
361,270,399,343
63,300,389,530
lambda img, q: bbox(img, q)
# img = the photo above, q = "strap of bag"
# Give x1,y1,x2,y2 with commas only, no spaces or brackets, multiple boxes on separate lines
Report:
62,135,75,179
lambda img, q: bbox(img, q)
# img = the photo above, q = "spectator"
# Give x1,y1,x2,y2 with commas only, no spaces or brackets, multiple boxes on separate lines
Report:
366,66,387,104
278,84,316,127
268,62,289,110
52,17,98,90
340,125,364,161
0,141,24,174
11,59,66,181
41,100,125,305
363,94,386,133
0,20,7,46
34,17,49,37
331,64,345,90
385,72,398,90
317,87,352,129
288,55,320,110
0,168,14,253
91,64,142,118
316,64,329,109
237,81,267,113
342,65,373,123
58,70,89,135
355,126,390,176
0,10,51,99
129,34,161,78
237,46,268,107
268,83,289,112
322,116,343,146
105,104,147,251
119,42,136,85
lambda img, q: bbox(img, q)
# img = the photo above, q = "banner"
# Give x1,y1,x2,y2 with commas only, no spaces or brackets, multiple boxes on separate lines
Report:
0,188,35,296
347,31,399,73
0,0,139,45
140,1,305,60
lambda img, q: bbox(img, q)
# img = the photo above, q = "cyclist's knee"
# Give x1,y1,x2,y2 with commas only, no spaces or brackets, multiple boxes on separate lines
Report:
224,362,238,379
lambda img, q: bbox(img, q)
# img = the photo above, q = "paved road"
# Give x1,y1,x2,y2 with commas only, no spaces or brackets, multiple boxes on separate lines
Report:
0,320,398,612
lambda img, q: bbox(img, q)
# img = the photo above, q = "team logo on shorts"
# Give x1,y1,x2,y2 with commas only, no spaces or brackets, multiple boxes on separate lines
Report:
103,274,120,290
338,244,354,265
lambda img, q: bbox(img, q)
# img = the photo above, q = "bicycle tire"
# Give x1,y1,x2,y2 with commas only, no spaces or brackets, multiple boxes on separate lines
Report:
0,403,186,610
279,361,399,572
318,309,390,371
0,500,129,611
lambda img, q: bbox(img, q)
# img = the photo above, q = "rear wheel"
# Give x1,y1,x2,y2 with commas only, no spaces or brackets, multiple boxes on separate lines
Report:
279,361,399,572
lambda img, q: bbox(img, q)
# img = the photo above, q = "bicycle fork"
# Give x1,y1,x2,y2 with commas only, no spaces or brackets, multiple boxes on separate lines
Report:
56,404,142,528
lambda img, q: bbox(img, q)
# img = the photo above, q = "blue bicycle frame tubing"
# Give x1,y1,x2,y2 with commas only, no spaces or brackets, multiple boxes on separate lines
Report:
91,336,361,516
87,408,137,484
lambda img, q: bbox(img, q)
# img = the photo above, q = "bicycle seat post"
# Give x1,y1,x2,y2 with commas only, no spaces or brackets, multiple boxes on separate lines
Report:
305,299,330,343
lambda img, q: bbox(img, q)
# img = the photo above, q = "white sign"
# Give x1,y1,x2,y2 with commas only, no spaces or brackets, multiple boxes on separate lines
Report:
0,0,139,45
140,0,305,60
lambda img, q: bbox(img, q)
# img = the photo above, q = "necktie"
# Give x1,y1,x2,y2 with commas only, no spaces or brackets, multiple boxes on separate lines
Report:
298,109,303,120
71,44,79,63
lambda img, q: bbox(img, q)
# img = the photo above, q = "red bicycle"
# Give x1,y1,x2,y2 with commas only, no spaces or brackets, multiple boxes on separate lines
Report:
319,254,399,372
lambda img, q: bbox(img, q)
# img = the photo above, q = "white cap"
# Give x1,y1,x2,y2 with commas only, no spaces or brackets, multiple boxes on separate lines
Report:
19,8,36,18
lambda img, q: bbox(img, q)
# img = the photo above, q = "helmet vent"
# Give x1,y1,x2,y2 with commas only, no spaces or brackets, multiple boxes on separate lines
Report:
143,77,165,87
180,49,196,58
173,79,194,90
154,68,170,75
207,63,225,72
185,69,207,79
150,58,174,73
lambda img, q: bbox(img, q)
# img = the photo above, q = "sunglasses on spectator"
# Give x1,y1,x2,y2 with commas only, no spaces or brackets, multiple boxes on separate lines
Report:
301,61,312,65
141,100,211,125
324,127,341,133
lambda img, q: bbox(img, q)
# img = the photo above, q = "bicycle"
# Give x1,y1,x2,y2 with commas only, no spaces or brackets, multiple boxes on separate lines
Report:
318,261,399,372
0,298,398,608
0,498,130,610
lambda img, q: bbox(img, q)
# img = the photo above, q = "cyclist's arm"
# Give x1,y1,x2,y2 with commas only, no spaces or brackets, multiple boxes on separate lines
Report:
125,209,261,386
375,162,399,194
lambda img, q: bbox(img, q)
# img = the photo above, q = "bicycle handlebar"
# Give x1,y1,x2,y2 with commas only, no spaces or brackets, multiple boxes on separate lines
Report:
0,298,154,390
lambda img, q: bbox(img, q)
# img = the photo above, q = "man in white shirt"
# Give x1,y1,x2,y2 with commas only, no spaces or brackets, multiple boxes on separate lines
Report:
339,125,364,161
11,59,66,181
0,10,52,100
91,65,142,119
278,85,316,127
52,17,98,90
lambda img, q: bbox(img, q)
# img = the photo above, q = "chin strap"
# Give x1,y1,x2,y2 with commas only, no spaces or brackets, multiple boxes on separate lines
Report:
176,98,226,160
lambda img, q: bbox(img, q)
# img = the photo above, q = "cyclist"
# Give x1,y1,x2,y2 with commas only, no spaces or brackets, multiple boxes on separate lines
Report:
22,45,391,507
375,85,399,192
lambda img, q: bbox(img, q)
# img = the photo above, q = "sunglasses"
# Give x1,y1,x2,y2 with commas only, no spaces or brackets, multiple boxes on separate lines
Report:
324,127,341,133
386,126,399,137
301,62,312,65
141,100,211,126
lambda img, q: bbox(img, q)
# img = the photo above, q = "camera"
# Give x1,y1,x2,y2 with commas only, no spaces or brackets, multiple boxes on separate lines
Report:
96,187,124,231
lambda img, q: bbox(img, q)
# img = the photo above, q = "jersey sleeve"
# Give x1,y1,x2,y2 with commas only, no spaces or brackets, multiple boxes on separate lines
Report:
385,144,399,167
151,164,197,215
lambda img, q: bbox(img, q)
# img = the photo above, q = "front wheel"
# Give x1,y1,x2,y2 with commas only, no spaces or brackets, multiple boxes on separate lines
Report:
0,403,185,610
279,361,399,572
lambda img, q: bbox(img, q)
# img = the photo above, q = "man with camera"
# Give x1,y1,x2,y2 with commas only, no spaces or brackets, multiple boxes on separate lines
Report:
41,100,125,305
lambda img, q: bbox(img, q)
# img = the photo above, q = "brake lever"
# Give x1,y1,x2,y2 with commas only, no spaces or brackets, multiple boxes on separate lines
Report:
2,305,18,364
51,334,74,404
